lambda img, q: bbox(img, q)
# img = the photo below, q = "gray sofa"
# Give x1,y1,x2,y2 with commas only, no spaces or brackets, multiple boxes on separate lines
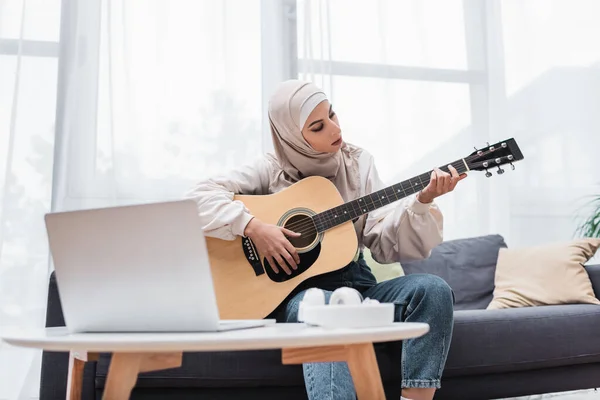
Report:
40,234,600,399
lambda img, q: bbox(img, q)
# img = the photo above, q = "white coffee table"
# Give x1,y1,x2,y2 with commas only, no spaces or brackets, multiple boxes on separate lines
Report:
1,322,429,400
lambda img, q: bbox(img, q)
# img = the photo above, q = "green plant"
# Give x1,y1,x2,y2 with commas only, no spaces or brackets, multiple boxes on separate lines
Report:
576,195,600,238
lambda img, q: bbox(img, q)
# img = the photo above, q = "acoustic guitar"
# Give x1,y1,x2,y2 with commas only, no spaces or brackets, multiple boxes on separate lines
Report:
206,138,524,319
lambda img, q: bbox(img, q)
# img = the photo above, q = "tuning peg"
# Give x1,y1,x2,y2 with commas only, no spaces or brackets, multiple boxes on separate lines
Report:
510,162,515,170
485,169,492,178
497,166,505,175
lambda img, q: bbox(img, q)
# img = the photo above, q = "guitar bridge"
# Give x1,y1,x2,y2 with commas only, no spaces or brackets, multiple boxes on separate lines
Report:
242,237,264,276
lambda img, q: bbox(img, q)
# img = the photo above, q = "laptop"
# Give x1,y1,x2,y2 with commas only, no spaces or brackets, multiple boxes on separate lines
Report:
44,199,272,333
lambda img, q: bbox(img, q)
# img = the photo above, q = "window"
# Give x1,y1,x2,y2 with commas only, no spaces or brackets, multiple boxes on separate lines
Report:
0,1,60,278
55,0,292,207
295,0,491,240
295,0,600,250
0,1,61,397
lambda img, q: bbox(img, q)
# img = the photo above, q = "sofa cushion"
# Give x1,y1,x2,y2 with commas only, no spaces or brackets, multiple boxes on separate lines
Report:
444,304,600,377
94,305,600,387
401,234,507,310
95,342,400,389
487,238,600,309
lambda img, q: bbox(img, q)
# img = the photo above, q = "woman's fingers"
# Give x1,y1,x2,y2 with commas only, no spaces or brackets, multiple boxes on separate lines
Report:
283,240,300,265
267,256,279,274
435,167,449,193
281,227,301,237
422,165,468,201
433,168,443,193
429,170,437,193
448,165,460,191
273,253,291,275
279,246,298,270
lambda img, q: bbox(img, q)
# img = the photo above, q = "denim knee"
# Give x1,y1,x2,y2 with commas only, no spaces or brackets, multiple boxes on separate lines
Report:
412,274,452,298
407,274,454,315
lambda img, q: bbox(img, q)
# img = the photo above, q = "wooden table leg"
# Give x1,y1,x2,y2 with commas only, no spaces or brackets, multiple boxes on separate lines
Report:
282,343,385,400
102,353,143,400
346,343,386,399
66,353,85,400
101,352,183,400
67,351,99,400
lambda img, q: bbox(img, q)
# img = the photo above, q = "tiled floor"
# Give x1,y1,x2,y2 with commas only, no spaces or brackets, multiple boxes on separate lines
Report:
504,389,599,399
13,387,600,400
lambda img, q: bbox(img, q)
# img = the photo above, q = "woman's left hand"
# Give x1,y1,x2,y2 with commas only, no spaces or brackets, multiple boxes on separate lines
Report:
417,165,467,204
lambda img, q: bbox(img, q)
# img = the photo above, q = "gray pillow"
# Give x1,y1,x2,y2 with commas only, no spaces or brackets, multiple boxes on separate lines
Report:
401,234,507,310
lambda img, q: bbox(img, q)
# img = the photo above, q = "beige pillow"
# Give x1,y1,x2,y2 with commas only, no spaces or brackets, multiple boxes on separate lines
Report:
363,249,404,282
487,238,600,310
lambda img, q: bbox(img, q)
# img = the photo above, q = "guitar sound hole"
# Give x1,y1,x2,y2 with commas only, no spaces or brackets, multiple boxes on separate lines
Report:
284,214,317,249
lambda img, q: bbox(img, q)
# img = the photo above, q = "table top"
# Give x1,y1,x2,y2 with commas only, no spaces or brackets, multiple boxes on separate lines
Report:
0,322,429,353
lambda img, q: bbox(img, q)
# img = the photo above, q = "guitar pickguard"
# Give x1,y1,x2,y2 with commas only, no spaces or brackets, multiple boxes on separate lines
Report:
263,243,321,282
239,237,321,282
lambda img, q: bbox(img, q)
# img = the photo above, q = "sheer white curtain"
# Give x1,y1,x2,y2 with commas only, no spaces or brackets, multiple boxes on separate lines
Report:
2,0,600,398
297,0,491,243
1,0,289,398
297,0,600,250
0,0,61,398
55,0,270,213
499,0,600,253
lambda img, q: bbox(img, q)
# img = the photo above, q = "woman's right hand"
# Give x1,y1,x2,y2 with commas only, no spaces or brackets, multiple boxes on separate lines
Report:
244,218,301,275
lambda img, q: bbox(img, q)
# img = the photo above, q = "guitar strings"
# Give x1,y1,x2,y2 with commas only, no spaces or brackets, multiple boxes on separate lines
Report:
275,151,508,239
269,148,506,236
279,154,479,235
281,182,445,237
279,161,467,235
281,161,471,234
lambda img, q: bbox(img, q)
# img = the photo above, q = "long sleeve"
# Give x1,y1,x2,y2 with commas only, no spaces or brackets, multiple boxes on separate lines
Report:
185,157,273,240
360,152,444,264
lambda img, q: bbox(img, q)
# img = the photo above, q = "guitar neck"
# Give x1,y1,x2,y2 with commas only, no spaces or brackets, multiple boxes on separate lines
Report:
312,158,469,233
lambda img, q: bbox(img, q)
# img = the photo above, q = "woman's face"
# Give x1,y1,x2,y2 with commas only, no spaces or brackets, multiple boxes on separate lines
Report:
301,100,343,153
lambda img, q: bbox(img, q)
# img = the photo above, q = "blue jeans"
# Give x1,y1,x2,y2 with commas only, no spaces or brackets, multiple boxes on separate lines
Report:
273,254,454,399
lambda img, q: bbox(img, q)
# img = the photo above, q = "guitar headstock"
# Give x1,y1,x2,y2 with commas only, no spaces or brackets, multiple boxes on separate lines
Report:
466,138,524,177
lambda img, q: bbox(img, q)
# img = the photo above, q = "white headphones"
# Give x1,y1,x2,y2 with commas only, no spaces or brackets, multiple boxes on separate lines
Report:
298,287,393,329
301,287,380,307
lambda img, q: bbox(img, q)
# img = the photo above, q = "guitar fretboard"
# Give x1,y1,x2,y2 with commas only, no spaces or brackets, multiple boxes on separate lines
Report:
312,159,468,233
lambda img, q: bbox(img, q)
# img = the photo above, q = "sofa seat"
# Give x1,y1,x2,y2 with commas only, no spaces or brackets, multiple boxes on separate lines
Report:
41,234,600,400
95,304,600,389
95,341,402,389
445,304,600,377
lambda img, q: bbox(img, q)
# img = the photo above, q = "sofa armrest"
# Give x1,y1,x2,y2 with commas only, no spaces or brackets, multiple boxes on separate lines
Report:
447,303,600,376
40,272,96,400
585,264,600,298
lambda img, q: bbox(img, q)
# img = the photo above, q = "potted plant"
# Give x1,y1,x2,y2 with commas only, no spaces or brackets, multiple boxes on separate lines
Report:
576,195,600,238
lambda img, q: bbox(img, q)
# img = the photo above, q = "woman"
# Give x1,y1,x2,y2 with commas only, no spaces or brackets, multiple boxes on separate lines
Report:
187,80,466,400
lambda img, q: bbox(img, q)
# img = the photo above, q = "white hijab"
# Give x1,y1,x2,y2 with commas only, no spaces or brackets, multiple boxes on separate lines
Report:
267,80,362,202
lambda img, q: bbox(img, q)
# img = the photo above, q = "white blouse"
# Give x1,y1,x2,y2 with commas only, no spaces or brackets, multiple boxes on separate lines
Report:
185,149,443,264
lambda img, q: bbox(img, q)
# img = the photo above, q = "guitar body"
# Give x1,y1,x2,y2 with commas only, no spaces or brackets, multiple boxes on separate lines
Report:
205,137,525,320
206,176,358,320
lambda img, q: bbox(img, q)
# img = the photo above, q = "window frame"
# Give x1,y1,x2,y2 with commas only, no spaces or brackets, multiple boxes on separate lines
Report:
290,0,509,235
49,0,300,203
0,39,59,57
